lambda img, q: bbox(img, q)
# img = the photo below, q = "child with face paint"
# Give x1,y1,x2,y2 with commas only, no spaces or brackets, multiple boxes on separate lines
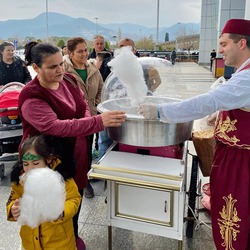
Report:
6,135,81,250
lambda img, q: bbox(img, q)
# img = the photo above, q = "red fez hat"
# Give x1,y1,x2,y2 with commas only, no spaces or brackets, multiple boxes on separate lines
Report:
222,19,250,36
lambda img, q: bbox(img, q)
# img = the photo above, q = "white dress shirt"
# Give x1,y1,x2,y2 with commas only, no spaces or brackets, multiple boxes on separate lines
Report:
158,58,250,123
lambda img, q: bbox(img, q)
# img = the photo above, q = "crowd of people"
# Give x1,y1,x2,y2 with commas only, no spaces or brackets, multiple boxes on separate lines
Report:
3,38,125,250
1,17,250,250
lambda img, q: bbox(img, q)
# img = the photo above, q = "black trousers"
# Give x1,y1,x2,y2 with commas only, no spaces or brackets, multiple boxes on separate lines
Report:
73,133,96,237
73,189,84,237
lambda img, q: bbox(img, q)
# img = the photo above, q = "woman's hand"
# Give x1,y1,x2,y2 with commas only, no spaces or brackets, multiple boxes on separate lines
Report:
11,199,21,221
101,110,126,127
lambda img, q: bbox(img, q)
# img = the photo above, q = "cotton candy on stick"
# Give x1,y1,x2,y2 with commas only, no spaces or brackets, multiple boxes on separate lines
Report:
18,168,66,228
108,46,148,106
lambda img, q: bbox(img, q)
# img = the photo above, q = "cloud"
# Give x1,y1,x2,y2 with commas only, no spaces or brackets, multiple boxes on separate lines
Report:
0,0,201,27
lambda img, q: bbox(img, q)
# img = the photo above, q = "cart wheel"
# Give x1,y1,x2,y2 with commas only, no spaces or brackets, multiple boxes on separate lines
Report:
186,155,199,238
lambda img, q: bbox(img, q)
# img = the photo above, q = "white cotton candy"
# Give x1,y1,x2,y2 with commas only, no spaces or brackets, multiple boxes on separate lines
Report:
18,168,66,228
108,46,148,106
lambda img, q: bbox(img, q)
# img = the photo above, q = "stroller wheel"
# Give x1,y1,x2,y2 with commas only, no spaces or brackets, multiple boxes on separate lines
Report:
1,115,21,125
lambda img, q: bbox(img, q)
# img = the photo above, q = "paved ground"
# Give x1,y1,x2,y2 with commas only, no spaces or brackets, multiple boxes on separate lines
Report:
0,62,217,250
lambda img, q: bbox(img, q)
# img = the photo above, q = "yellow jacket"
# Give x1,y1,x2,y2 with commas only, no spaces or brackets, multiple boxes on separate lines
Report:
6,165,81,250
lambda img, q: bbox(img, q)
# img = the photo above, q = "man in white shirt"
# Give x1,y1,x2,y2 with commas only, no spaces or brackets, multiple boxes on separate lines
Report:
139,18,250,250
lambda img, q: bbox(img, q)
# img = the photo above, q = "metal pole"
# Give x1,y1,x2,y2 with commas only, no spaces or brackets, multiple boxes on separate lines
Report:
46,0,49,42
176,22,181,50
94,17,99,35
156,0,160,49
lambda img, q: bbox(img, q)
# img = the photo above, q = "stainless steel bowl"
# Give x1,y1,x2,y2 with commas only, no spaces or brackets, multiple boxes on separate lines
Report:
97,96,193,147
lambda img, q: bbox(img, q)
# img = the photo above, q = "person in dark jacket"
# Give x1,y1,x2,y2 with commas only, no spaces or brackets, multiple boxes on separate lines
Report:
170,48,177,65
0,41,31,86
88,35,113,81
88,35,113,158
210,49,217,71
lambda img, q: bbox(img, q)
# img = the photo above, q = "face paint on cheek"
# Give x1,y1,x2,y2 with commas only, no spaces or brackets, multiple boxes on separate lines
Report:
22,152,42,161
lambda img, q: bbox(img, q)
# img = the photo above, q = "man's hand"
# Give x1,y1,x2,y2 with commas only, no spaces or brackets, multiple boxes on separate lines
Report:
138,103,158,120
207,112,218,127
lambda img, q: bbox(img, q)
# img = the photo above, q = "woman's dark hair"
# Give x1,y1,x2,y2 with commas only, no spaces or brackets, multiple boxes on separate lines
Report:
24,42,60,66
0,41,14,52
11,135,76,184
0,41,14,60
61,45,68,56
67,37,87,53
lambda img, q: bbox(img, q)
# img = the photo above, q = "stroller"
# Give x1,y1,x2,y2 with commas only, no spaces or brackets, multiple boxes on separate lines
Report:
0,82,24,178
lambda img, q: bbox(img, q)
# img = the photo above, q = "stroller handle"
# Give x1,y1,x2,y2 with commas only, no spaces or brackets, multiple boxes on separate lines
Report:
0,107,18,113
0,82,25,93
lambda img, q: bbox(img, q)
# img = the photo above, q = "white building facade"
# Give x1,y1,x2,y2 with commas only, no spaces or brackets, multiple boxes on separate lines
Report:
199,0,249,65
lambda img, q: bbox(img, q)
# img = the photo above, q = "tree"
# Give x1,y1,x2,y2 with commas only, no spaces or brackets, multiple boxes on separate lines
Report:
175,25,199,52
135,36,155,50
24,37,38,44
105,41,110,50
57,39,65,48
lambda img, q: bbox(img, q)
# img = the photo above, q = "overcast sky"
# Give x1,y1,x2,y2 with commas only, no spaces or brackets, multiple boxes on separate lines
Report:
0,0,201,27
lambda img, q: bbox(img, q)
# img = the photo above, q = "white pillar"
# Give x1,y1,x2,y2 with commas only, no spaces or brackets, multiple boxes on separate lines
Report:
245,0,250,18
199,0,247,65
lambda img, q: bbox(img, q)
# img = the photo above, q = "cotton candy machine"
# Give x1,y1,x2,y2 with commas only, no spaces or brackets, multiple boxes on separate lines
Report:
97,56,193,147
98,96,193,147
90,55,193,250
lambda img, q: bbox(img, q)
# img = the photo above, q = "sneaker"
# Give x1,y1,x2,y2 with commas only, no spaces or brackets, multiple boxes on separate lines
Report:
84,183,94,198
76,237,86,250
92,148,99,160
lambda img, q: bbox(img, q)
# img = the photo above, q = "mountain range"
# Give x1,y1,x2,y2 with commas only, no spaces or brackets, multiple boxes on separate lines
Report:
0,12,200,42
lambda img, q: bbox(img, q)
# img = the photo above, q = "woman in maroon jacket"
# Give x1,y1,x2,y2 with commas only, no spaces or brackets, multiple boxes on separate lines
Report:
19,42,126,250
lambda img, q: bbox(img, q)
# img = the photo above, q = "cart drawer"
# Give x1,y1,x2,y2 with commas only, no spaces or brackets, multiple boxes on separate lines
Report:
114,182,174,227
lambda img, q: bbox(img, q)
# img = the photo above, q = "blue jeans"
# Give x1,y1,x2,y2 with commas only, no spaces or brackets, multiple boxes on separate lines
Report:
98,130,113,160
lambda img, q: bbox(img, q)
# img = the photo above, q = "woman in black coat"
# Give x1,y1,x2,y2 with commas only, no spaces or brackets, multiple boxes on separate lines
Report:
0,41,31,86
